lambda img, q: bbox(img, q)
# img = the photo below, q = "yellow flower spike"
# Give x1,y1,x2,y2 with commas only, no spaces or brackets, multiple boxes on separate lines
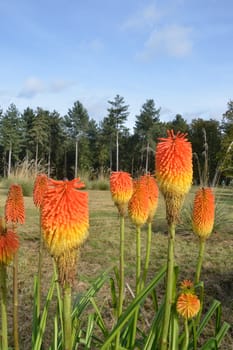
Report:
5,184,25,225
176,293,200,319
42,178,89,258
128,178,149,227
140,174,159,223
192,187,215,240
110,171,133,216
155,130,193,224
33,173,48,208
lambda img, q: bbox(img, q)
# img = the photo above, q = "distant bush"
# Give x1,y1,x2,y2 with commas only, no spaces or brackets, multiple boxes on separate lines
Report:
90,179,109,190
1,177,34,197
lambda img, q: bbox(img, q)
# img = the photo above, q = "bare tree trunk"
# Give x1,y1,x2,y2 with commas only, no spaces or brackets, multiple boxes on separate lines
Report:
7,142,12,178
75,139,78,178
110,136,112,171
35,142,38,174
64,149,67,178
145,141,149,174
48,148,51,177
116,130,119,171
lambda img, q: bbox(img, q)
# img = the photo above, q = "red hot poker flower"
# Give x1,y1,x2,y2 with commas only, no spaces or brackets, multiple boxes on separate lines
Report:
42,178,89,257
5,184,25,225
33,174,48,208
128,179,149,227
155,130,193,224
110,171,133,216
140,175,159,223
0,220,19,264
156,130,193,196
176,293,200,319
192,187,215,240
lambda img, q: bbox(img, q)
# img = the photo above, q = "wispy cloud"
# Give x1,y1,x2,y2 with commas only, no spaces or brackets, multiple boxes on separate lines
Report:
78,38,104,53
122,3,161,30
18,77,75,98
49,79,75,93
138,24,193,60
18,77,45,98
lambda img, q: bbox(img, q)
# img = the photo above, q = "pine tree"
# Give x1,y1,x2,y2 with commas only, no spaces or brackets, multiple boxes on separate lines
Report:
0,104,22,176
106,94,129,171
134,99,161,173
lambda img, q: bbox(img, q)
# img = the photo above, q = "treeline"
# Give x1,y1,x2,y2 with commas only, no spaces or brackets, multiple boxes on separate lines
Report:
1,95,233,184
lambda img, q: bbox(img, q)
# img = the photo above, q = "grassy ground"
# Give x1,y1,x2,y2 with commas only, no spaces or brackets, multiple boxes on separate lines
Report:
0,185,232,349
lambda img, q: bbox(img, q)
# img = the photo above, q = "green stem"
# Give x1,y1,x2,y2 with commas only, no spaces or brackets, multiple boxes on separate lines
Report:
13,252,19,350
0,263,8,350
37,210,43,319
118,215,125,317
115,215,125,350
182,318,189,350
161,222,176,350
63,283,72,350
131,226,141,348
141,222,152,289
195,239,205,284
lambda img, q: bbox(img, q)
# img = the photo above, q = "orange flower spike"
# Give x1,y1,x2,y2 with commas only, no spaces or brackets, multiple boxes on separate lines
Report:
0,229,19,264
140,175,159,222
128,179,149,227
192,187,215,240
156,130,192,224
33,174,48,208
176,293,200,319
110,171,133,215
42,178,89,257
5,184,25,225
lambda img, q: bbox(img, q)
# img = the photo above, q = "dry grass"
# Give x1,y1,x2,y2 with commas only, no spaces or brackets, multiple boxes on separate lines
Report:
0,185,232,349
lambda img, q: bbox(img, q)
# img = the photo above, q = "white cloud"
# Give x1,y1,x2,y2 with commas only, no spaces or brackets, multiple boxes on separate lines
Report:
49,79,75,93
78,38,104,53
122,3,161,30
18,77,45,98
18,77,75,98
138,24,193,60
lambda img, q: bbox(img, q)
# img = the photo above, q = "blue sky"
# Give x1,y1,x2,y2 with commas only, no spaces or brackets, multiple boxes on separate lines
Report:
1,0,233,130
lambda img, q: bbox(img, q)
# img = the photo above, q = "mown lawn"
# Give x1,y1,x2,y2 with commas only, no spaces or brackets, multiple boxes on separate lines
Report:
1,185,232,349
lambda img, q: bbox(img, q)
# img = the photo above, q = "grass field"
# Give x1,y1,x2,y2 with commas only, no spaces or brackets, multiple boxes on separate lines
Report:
1,185,232,349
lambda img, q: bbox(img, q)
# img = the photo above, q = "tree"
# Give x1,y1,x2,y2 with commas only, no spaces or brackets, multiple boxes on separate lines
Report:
134,99,161,173
21,107,36,162
107,95,129,171
167,114,189,134
218,100,233,183
0,104,22,176
189,118,221,185
64,101,90,177
47,110,66,178
29,108,50,173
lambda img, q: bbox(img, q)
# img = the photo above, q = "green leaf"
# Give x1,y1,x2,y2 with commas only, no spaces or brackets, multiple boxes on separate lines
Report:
101,265,167,349
196,300,221,338
215,322,230,346
90,297,108,337
33,274,56,350
72,269,110,318
143,302,164,350
200,338,217,350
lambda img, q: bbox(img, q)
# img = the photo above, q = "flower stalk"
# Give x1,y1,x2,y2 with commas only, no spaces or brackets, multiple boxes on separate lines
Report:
13,251,19,350
63,283,72,350
141,221,152,288
0,263,8,350
161,222,176,350
195,239,205,284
